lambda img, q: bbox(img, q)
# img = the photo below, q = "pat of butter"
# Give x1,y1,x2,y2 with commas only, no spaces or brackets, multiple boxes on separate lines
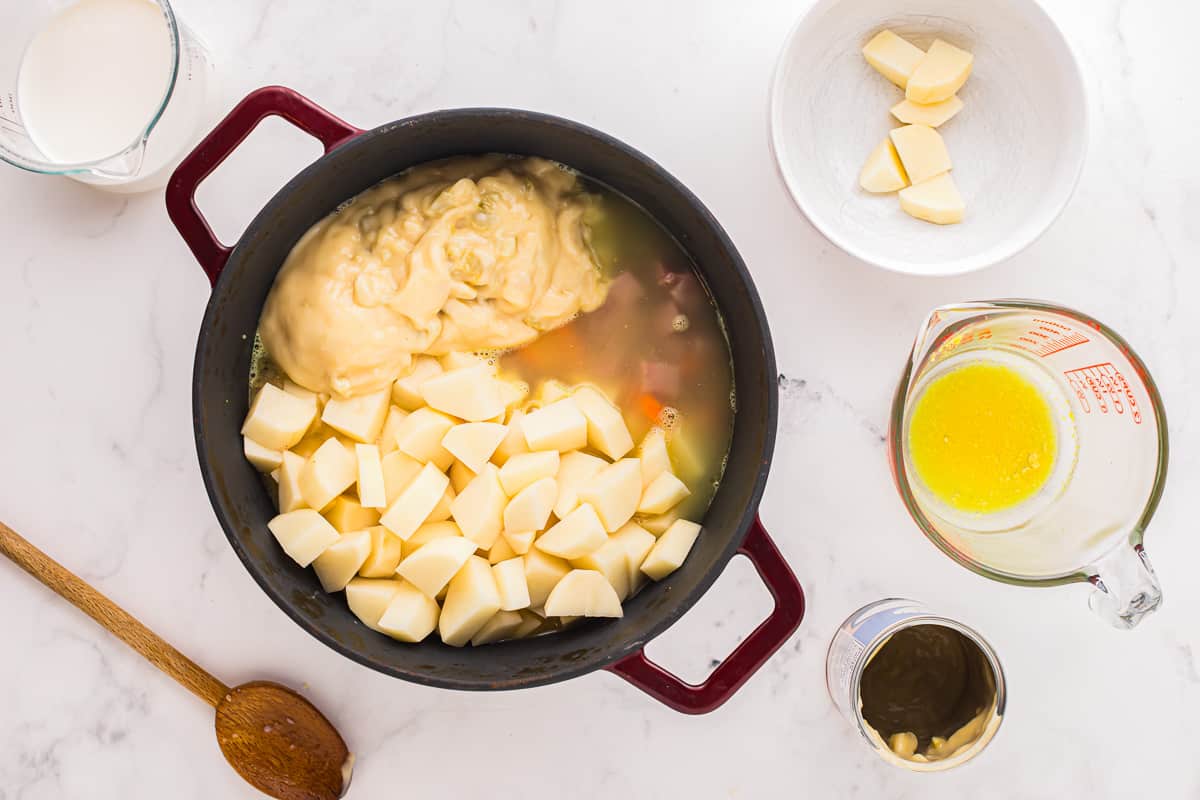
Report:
888,124,952,186
859,139,909,193
906,39,973,104
890,95,963,128
899,173,965,225
862,30,925,89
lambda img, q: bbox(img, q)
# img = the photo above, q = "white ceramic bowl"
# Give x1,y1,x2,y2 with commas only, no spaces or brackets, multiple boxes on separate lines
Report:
769,0,1088,276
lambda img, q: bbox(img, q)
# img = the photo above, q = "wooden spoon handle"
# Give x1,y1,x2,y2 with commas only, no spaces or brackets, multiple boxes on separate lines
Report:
0,520,230,708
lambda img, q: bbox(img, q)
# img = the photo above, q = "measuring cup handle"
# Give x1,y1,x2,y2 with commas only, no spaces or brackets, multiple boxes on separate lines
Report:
1088,543,1162,629
165,86,363,286
605,515,805,714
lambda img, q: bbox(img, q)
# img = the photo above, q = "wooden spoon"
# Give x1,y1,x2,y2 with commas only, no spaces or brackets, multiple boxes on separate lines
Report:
0,521,352,800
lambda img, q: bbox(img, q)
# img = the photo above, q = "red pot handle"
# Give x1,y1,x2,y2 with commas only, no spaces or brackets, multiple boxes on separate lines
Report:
606,515,804,714
165,86,363,286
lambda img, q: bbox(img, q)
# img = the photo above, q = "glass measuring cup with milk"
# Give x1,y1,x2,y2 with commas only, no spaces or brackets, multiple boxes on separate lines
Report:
889,300,1166,629
0,0,217,192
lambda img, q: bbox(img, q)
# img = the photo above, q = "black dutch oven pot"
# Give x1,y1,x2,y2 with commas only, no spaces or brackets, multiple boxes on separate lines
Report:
166,87,804,714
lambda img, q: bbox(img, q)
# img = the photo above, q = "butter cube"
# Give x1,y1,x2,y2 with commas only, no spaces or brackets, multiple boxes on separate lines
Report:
391,356,443,411
321,386,390,443
498,450,560,496
299,437,357,511
323,495,381,532
421,365,507,422
439,556,502,647
638,428,672,487
242,383,318,451
553,450,607,519
358,526,403,577
312,529,372,592
641,519,702,580
906,39,973,104
503,477,557,533
638,471,692,515
354,444,387,509
524,549,571,608
862,29,925,89
470,609,524,646
859,139,910,194
441,422,508,472
889,125,952,186
487,534,517,565
544,570,623,618
502,528,536,555
378,406,408,455
521,398,588,452
578,458,643,532
395,536,478,598
381,450,423,504
345,577,405,632
267,508,340,567
244,437,283,473
536,503,607,560
377,580,441,642
450,464,507,549
426,484,455,523
891,95,963,128
448,460,476,494
492,557,531,611
379,463,450,540
572,386,634,460
899,173,965,225
401,520,462,559
393,407,456,470
277,450,307,512
491,409,530,465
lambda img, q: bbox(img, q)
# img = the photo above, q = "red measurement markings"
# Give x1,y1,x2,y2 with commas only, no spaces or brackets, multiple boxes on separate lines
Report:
1014,318,1090,357
1063,362,1143,423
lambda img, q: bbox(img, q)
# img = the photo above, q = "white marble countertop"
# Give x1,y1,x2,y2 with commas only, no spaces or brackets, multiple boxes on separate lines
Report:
1,0,1197,797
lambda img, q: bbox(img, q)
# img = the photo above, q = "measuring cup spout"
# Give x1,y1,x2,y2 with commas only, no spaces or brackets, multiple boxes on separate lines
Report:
1087,543,1162,630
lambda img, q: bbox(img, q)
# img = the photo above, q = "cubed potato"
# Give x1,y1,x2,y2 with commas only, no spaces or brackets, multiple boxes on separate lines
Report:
544,570,623,618
491,409,530,466
470,610,522,646
521,398,588,452
379,463,450,540
393,407,456,470
426,484,455,523
890,95,963,128
377,581,441,642
299,438,357,511
312,529,372,592
888,124,951,186
448,460,476,494
638,428,672,487
570,534,632,600
421,365,507,422
358,526,404,577
244,437,283,473
355,444,387,509
321,386,390,443
502,477,557,534
578,458,642,532
291,424,352,459
503,529,535,555
637,471,691,515
512,609,544,639
323,495,381,533
572,386,634,460
395,536,478,598
345,577,404,632
283,379,322,405
277,451,308,513
391,356,443,411
553,451,607,519
641,519,702,580
381,450,423,504
441,422,507,472
439,556,502,647
533,379,571,406
638,509,679,536
439,351,495,373
862,29,925,89
498,379,529,411
898,172,965,225
611,521,657,593
267,509,340,567
906,38,973,104
524,549,571,608
450,464,507,549
378,406,408,455
487,534,517,565
536,503,607,560
242,383,318,450
401,520,462,559
498,450,560,496
859,138,910,194
492,557,531,610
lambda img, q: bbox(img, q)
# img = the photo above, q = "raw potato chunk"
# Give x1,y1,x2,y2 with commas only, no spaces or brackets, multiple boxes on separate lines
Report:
439,556,502,647
470,610,524,646
381,450,423,504
521,398,588,452
611,521,657,592
502,529,535,555
578,458,642,532
323,495,381,532
441,422,507,472
439,351,495,373
321,387,390,443
378,406,408,455
277,451,307,513
891,95,963,128
355,444,387,509
448,460,476,494
553,451,606,519
638,509,679,536
487,535,517,565
544,570,623,618
900,173,965,225
427,485,455,523
859,139,909,194
638,471,691,515
533,379,571,406
862,29,925,89
421,365,506,422
497,379,529,411
498,450,560,496
524,549,571,608
312,529,372,592
391,356,443,411
244,437,282,473
906,39,973,104
638,428,672,487
493,557,531,610
889,125,952,186
242,383,317,451
536,504,607,560
513,610,543,639
291,424,352,459
267,509,340,567
393,408,456,470
283,379,321,405
377,581,441,642
503,477,557,533
572,386,635,460
401,520,462,559
299,438,357,511
491,409,530,465
395,536,478,598
641,519,702,580
571,535,634,600
451,464,507,549
345,578,404,632
379,463,450,540
358,526,403,577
